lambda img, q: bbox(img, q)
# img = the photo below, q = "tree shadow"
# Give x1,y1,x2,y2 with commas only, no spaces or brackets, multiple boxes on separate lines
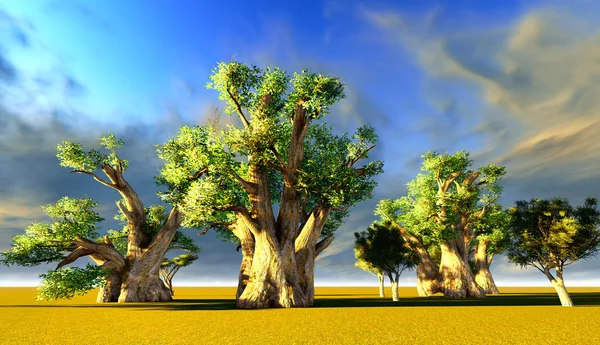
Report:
1,293,599,311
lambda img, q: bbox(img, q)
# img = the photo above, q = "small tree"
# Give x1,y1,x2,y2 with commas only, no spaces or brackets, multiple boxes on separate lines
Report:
354,252,385,297
354,221,419,301
160,253,198,296
506,197,600,306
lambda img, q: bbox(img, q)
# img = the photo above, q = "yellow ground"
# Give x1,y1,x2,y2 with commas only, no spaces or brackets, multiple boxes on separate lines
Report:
0,286,599,344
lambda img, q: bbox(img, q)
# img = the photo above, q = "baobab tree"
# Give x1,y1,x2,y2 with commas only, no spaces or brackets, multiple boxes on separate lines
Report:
1,135,198,302
160,61,383,308
354,221,418,301
376,150,505,298
506,197,600,306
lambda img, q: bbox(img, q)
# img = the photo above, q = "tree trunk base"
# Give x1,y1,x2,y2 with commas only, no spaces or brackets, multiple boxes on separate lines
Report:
118,276,172,302
440,244,486,299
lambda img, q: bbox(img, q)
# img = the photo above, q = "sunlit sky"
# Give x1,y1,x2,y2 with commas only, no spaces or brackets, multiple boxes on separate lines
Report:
1,0,599,287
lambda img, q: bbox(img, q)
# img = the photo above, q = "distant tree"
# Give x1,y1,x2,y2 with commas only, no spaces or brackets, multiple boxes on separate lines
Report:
1,135,201,302
354,251,386,298
376,150,505,298
160,253,198,296
354,221,419,301
506,198,600,306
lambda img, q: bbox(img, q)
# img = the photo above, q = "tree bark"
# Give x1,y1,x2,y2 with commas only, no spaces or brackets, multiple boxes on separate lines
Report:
236,232,308,308
389,273,399,301
416,252,442,296
473,240,500,294
439,241,485,298
236,238,255,300
389,222,442,296
378,273,385,297
96,268,123,302
118,207,182,302
545,268,573,307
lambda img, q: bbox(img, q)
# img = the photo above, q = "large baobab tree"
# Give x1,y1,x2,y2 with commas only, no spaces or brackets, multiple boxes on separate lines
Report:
160,61,383,308
1,135,199,302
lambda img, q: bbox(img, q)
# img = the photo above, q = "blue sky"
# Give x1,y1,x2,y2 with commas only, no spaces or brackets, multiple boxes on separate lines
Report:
1,0,600,287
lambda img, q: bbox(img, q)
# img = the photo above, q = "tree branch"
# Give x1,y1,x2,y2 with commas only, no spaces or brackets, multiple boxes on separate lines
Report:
69,170,116,189
198,222,230,236
347,145,376,168
270,145,287,171
225,81,250,128
56,247,95,269
316,234,335,257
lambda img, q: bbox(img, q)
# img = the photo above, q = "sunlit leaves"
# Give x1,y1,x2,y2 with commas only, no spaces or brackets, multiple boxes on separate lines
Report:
506,198,600,270
287,70,345,119
376,150,506,245
37,264,107,301
1,197,103,267
56,135,129,172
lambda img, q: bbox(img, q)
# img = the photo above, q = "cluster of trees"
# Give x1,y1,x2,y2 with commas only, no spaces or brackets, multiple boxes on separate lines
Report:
1,60,599,308
354,151,600,306
1,61,383,308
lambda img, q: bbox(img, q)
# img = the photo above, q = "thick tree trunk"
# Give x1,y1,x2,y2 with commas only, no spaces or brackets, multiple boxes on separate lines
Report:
237,232,307,308
236,238,255,300
439,241,485,298
119,273,172,302
96,269,123,302
415,245,442,296
474,240,500,294
378,273,385,297
545,269,573,307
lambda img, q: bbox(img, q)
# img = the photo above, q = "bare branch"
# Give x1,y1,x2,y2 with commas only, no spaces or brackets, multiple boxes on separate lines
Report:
270,145,287,171
225,81,250,128
56,247,95,269
69,170,116,189
316,234,335,257
199,222,230,236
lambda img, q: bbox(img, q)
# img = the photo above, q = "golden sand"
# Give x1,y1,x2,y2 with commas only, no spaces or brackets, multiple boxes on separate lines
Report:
0,287,598,344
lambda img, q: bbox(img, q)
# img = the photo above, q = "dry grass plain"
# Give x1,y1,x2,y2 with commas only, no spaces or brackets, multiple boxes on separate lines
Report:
0,286,599,345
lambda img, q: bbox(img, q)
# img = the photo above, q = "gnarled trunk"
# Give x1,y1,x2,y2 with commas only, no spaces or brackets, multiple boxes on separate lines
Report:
236,238,255,300
474,240,499,294
96,268,123,302
119,273,172,302
416,254,442,296
237,232,307,308
378,273,385,297
545,268,573,307
439,241,485,298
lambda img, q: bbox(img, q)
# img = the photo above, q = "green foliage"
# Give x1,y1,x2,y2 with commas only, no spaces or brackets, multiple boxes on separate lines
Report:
354,221,419,277
1,197,103,267
375,150,505,244
162,253,198,269
471,204,511,255
506,198,600,271
37,264,107,301
162,60,383,242
56,134,129,172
